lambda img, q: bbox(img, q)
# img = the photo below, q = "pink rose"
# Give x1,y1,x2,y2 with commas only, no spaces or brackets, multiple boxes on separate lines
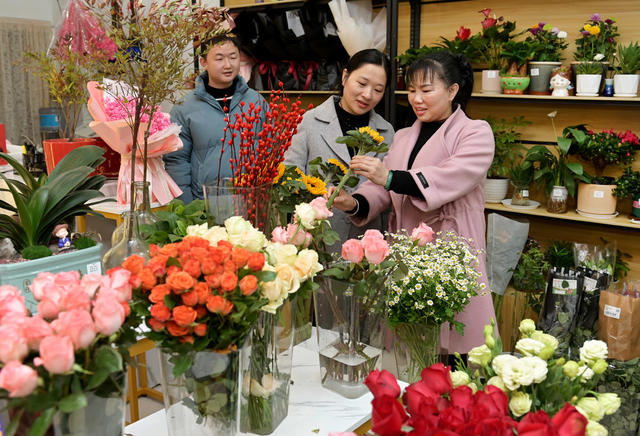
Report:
362,229,384,241
271,226,288,244
36,335,74,374
92,293,125,335
52,310,96,350
0,286,27,324
23,315,54,350
411,223,435,246
60,286,92,312
363,238,390,265
53,271,81,288
310,197,333,220
37,284,64,319
29,272,56,300
0,324,28,364
0,361,38,398
341,239,364,263
286,223,312,247
81,274,109,298
104,268,132,302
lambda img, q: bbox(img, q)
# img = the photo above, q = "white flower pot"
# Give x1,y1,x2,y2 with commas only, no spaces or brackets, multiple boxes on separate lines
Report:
481,70,502,94
484,178,510,203
613,74,639,97
576,74,602,96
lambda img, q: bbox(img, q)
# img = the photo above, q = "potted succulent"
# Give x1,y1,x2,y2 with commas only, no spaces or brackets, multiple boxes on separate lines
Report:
0,146,108,311
470,8,516,94
526,111,588,213
485,116,529,202
575,57,606,96
613,41,640,97
498,39,537,94
614,167,640,219
525,23,569,94
509,160,534,206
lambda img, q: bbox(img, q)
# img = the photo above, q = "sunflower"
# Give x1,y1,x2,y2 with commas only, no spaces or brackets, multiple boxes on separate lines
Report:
327,158,347,174
294,167,306,179
304,176,327,195
358,126,384,144
272,163,285,184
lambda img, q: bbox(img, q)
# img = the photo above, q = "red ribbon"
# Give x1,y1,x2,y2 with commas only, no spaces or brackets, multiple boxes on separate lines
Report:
301,61,319,91
258,61,278,88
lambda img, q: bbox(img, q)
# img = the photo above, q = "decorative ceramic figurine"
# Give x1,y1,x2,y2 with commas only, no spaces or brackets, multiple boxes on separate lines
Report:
550,68,572,97
54,224,71,249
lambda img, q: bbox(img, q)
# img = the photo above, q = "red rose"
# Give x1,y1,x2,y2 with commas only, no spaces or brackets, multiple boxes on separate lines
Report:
166,271,196,292
193,282,211,304
456,26,471,41
482,17,497,29
149,284,171,304
479,8,491,17
138,267,157,290
181,290,199,306
172,305,197,327
148,318,165,332
232,247,250,268
365,370,401,399
150,301,171,322
403,379,439,416
449,385,474,413
371,396,407,436
471,386,509,420
239,275,258,296
182,259,201,278
438,404,466,432
550,403,587,436
518,410,554,436
193,323,207,336
247,252,265,271
122,255,145,275
467,417,516,436
421,363,453,395
220,271,238,292
166,320,190,337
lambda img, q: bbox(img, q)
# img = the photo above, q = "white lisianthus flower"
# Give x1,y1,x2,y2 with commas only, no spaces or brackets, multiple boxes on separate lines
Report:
294,203,318,229
467,382,478,394
204,226,228,246
563,360,580,379
593,53,605,61
266,242,299,267
492,354,518,377
520,356,548,383
557,31,568,39
516,338,545,357
450,370,470,388
509,391,532,417
518,319,536,336
487,376,507,392
293,249,323,280
468,345,492,367
586,420,608,436
580,340,608,366
577,397,605,422
598,393,621,415
530,331,559,351
186,223,208,237
578,365,595,382
501,358,536,391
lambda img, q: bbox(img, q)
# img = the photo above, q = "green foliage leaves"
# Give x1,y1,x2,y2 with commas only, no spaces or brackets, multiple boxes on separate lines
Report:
486,116,530,178
145,199,209,245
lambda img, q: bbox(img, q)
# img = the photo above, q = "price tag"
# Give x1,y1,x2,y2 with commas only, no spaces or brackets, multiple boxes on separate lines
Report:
285,10,305,37
86,261,102,275
522,190,529,197
603,304,621,319
530,68,540,76
487,71,497,78
583,277,598,293
593,190,604,198
552,187,564,197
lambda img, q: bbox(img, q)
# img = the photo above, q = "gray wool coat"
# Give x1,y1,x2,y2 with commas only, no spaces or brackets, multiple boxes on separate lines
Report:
284,96,395,250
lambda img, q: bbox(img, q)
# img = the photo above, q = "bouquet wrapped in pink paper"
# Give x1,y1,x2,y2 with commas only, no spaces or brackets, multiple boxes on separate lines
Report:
87,79,183,205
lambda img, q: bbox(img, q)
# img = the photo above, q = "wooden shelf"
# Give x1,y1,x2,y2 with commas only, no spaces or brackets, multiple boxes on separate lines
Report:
227,0,309,12
394,91,640,105
485,202,640,229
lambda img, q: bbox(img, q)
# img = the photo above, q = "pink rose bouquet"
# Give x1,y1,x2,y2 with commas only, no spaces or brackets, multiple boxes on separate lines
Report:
0,270,138,436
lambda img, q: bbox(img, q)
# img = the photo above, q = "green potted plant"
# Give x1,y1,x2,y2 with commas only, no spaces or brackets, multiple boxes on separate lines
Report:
614,167,640,219
499,39,538,94
575,56,606,96
544,240,575,269
526,111,589,213
0,146,108,311
436,26,479,61
613,41,640,97
526,23,569,94
573,13,618,93
485,116,529,202
470,8,516,94
509,160,534,206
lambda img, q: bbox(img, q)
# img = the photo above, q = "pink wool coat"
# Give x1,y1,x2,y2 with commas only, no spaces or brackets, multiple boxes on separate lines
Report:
352,106,497,354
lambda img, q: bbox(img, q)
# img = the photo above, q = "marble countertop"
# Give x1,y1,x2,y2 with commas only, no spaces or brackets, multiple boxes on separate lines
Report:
125,343,380,436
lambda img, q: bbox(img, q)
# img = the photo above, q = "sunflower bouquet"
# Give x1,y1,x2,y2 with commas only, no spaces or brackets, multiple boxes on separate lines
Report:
270,163,327,228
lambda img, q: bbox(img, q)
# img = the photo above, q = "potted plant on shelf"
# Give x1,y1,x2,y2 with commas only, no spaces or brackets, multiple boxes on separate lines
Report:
0,146,108,311
613,41,640,97
575,57,606,96
572,13,619,90
572,127,638,216
525,111,588,213
614,167,640,219
509,160,534,206
525,23,569,94
470,8,516,94
485,116,530,202
499,39,537,94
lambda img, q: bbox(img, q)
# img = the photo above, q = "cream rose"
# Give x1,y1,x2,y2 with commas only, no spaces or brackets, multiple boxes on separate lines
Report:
294,203,318,229
186,223,208,237
294,249,323,280
225,217,266,251
577,397,605,422
266,242,299,267
450,370,470,388
204,226,228,245
516,338,545,357
509,391,532,417
580,340,608,366
598,393,621,415
276,264,301,295
468,345,492,367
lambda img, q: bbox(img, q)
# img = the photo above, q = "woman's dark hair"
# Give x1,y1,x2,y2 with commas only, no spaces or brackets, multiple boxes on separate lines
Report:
198,34,241,58
406,50,474,110
339,49,391,94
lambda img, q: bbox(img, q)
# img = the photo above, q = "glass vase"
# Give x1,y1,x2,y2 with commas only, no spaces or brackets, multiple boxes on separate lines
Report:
159,348,243,436
203,179,271,233
546,185,569,214
293,291,312,345
391,322,440,383
240,300,295,434
511,184,531,206
52,389,126,436
314,278,384,399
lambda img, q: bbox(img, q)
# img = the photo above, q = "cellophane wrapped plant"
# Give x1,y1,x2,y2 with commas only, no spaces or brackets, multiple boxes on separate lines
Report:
385,226,484,381
574,13,619,63
0,269,138,436
457,319,620,434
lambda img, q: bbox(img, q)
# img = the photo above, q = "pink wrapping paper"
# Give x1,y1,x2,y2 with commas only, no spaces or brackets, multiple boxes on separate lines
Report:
86,81,183,205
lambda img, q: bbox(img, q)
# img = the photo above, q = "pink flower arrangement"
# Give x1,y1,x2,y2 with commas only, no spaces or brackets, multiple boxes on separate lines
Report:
103,99,171,136
343,229,390,265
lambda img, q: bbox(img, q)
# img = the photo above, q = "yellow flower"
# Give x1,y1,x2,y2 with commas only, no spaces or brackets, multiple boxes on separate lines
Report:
358,126,384,144
327,158,347,174
294,167,306,180
304,176,327,195
272,163,285,184
583,24,592,32
589,25,601,35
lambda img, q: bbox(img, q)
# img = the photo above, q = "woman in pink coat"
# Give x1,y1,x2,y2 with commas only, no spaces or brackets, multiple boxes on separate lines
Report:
329,51,497,357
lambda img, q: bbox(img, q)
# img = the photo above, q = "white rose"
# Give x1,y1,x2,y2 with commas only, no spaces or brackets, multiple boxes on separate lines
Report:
224,217,267,251
468,345,492,367
492,354,518,376
487,376,507,392
294,249,323,280
518,319,536,336
516,338,545,357
593,53,605,61
509,391,532,417
557,31,568,39
577,397,605,422
261,297,285,314
586,420,608,436
276,263,301,295
186,223,208,237
266,242,299,266
260,265,283,301
598,393,621,415
225,216,253,237
520,356,548,383
295,203,318,229
204,226,228,246
580,340,608,366
450,370,470,388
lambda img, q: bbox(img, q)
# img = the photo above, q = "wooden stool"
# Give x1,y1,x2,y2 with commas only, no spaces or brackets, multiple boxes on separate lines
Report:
127,338,163,423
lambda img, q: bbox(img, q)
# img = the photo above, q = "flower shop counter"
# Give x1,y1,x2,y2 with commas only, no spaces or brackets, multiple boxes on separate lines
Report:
125,341,401,436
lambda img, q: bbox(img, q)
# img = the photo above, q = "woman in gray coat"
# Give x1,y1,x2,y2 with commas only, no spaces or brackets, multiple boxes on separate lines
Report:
284,49,395,249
